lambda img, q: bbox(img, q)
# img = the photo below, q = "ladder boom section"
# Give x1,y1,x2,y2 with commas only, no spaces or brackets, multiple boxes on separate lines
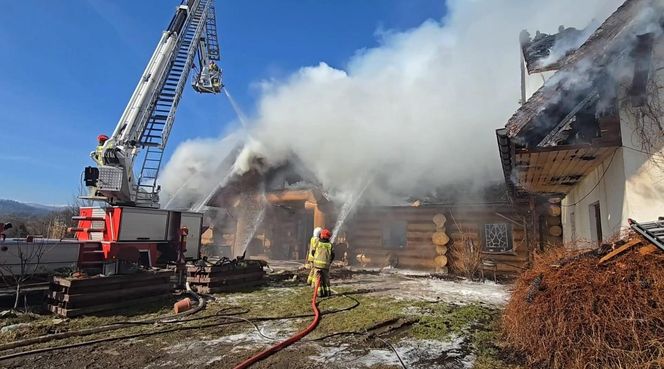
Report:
84,0,222,208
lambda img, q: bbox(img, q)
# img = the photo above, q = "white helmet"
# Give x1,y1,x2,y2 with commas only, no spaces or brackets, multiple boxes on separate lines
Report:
313,227,322,238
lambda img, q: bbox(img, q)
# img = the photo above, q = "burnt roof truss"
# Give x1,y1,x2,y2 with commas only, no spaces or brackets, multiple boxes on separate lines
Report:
538,90,599,147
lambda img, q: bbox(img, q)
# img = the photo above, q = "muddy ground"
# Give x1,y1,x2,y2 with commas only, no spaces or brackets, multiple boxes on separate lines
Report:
0,267,522,369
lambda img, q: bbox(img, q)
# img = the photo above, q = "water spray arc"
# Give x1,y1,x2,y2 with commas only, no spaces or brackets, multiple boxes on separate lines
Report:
331,175,374,243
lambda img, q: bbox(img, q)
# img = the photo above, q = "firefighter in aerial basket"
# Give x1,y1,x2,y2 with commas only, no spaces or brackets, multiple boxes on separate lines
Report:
306,227,322,287
91,134,109,166
312,228,335,297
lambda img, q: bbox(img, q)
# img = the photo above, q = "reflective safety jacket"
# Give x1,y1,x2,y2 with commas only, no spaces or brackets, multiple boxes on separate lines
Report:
307,236,319,262
313,241,333,270
94,145,104,166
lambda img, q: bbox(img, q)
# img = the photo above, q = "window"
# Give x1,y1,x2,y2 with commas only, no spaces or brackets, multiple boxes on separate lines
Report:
382,221,407,249
481,223,513,252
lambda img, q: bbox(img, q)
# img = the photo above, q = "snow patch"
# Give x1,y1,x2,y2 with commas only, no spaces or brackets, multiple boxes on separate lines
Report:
310,336,472,369
334,273,510,305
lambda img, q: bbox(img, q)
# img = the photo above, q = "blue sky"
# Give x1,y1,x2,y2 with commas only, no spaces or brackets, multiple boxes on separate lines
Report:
0,0,445,204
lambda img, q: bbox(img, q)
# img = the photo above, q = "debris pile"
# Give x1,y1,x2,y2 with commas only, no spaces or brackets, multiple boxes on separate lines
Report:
502,234,664,369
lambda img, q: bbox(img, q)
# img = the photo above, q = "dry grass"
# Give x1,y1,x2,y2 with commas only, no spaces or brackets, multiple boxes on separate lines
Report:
449,237,482,279
502,233,664,369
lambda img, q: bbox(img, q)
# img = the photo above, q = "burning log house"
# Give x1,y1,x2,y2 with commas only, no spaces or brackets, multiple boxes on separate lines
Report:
497,0,664,245
200,156,553,276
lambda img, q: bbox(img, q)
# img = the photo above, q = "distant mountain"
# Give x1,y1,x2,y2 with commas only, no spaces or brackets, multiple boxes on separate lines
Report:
25,203,68,212
0,200,64,217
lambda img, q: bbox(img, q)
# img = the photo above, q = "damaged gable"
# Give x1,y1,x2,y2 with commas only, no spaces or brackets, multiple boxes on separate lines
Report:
498,0,663,196
520,26,586,74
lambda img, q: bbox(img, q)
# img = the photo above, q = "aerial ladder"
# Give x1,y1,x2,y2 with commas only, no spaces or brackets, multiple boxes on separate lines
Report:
72,0,223,272
84,0,222,208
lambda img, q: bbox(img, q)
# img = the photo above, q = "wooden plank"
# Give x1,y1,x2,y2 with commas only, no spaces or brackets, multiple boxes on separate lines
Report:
50,284,171,308
598,239,642,265
50,275,173,294
52,270,173,289
48,294,170,318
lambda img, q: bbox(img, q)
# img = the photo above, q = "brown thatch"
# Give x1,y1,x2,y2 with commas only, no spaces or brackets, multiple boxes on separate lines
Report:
502,234,664,369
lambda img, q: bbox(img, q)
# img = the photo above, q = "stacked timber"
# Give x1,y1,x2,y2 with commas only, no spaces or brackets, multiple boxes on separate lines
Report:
432,213,450,273
48,270,173,317
187,260,265,294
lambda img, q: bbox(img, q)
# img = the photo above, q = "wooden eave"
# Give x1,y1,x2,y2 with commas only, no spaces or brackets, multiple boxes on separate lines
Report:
513,142,619,194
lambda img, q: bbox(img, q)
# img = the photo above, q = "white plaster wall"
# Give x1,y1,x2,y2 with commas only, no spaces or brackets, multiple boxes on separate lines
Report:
561,148,626,244
618,36,664,227
562,36,664,244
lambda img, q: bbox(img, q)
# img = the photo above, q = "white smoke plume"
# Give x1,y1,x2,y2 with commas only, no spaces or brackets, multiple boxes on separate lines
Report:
160,0,625,206
160,132,243,209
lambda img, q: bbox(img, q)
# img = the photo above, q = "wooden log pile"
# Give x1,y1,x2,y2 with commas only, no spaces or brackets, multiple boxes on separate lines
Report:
187,260,265,294
48,270,173,317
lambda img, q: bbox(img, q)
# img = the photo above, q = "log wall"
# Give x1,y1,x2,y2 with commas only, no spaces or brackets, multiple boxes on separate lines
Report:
347,204,532,275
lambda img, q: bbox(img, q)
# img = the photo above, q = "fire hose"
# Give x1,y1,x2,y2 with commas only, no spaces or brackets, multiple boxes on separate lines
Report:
231,275,322,369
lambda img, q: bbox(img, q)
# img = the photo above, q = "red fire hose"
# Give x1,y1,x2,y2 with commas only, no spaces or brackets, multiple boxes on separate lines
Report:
231,276,322,369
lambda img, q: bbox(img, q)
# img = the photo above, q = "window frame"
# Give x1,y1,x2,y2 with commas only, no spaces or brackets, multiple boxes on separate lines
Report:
480,222,514,254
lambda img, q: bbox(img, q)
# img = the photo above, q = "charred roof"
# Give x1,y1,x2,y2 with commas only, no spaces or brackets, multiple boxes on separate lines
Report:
507,0,653,139
520,26,585,73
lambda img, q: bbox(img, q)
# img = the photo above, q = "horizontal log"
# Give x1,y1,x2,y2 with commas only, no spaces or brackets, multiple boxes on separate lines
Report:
480,253,528,262
350,218,523,233
356,212,525,224
408,223,436,231
396,257,435,269
350,236,382,245
407,231,434,238
357,249,436,260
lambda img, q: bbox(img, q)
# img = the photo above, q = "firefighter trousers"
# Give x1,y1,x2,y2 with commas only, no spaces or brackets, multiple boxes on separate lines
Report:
306,262,317,287
314,268,331,297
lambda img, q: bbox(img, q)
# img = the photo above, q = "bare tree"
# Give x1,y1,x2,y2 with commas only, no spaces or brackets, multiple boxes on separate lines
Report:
0,239,48,311
620,63,664,172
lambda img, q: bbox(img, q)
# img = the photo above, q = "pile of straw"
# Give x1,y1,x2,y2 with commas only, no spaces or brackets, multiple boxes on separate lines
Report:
503,235,664,369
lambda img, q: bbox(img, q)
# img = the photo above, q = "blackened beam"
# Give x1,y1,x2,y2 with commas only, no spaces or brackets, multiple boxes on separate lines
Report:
538,90,599,147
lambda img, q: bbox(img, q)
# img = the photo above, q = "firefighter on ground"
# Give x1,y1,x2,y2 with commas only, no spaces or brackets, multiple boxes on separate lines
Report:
306,227,322,286
312,228,335,297
91,134,109,166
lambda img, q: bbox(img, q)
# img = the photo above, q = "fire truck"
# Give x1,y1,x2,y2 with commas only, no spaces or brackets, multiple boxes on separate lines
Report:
73,0,222,273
